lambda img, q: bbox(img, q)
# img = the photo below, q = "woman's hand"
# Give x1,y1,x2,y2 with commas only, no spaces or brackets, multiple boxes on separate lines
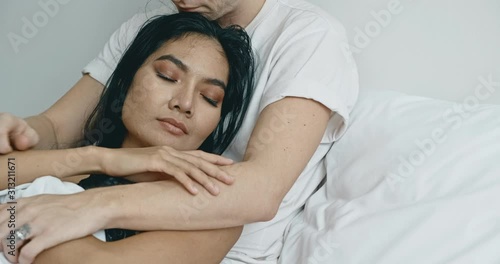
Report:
0,192,103,264
0,113,39,154
100,146,235,196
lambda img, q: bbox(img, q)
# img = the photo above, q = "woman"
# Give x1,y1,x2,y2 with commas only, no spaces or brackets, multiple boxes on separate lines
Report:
0,12,254,263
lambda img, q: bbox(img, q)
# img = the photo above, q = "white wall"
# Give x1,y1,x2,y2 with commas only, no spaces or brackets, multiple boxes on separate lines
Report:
309,0,500,104
1,0,500,118
0,0,165,117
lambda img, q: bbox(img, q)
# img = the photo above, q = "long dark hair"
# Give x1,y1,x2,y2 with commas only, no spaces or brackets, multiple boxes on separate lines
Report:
82,13,255,154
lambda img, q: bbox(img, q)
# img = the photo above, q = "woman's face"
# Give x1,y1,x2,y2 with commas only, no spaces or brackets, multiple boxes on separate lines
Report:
121,34,229,150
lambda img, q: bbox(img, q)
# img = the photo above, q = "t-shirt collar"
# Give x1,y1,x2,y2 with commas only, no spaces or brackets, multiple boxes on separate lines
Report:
245,0,277,33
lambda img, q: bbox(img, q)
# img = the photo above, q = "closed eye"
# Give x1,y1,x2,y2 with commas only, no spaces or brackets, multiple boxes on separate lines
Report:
156,72,177,83
202,94,218,107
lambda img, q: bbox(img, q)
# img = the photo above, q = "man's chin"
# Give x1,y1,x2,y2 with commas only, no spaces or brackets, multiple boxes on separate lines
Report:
177,7,200,12
176,9,219,21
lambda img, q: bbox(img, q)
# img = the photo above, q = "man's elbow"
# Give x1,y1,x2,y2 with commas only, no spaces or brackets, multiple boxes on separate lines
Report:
260,205,279,222
248,198,280,223
237,169,290,223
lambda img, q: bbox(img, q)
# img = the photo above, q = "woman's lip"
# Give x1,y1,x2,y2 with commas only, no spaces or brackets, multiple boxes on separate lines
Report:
157,118,188,135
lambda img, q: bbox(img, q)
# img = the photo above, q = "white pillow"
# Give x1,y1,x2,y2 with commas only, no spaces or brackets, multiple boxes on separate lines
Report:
279,90,500,264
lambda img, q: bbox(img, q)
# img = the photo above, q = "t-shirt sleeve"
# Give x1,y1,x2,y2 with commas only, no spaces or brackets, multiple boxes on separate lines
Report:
82,7,174,85
260,18,359,143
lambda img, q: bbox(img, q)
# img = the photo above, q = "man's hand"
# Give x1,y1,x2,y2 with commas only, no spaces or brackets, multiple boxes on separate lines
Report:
0,113,39,154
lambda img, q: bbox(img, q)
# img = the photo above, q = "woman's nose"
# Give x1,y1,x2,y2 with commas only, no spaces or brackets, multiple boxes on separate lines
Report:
169,88,194,117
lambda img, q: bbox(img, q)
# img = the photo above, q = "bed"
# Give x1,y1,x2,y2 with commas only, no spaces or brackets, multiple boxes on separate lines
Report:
278,1,500,263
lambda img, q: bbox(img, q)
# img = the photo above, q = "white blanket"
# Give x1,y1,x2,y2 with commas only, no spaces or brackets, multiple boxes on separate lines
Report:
0,176,105,263
279,90,500,264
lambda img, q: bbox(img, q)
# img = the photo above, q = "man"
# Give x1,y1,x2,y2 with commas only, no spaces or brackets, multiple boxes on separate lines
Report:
0,0,358,263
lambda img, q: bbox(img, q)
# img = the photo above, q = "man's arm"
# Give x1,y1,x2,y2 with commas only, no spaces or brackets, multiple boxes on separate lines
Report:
35,227,243,264
27,74,104,150
103,96,331,230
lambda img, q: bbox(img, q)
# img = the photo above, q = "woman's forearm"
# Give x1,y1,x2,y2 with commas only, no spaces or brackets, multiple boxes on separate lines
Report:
0,146,102,189
35,227,243,264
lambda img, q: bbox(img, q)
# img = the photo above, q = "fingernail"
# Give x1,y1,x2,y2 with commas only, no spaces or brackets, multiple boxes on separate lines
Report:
0,145,11,153
191,186,199,194
213,184,219,194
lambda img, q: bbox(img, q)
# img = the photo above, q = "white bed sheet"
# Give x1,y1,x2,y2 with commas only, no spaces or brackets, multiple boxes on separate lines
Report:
0,176,106,264
279,90,500,264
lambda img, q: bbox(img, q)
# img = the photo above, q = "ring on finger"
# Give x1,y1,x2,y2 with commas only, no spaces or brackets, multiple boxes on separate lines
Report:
13,224,31,241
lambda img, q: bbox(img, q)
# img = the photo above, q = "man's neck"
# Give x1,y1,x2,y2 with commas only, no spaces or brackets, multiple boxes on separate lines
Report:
217,0,266,28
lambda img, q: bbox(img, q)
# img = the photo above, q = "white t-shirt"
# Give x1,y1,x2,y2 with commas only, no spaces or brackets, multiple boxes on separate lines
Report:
83,0,359,263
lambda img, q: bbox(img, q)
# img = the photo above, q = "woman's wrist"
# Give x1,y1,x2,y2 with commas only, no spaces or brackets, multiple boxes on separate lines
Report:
58,145,106,179
93,145,113,175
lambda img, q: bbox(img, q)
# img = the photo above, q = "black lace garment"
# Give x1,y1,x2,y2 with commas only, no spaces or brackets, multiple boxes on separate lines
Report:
78,174,139,242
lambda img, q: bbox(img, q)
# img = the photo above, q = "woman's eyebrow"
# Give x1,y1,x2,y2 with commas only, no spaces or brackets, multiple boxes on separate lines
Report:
156,54,226,90
205,78,226,91
156,54,188,72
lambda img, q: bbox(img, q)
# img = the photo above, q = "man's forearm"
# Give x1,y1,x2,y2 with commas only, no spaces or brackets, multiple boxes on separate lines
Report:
99,161,278,231
25,114,60,150
25,74,105,151
95,98,330,232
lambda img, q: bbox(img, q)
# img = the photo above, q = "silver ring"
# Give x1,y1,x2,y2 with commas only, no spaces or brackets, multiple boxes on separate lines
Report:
13,224,31,241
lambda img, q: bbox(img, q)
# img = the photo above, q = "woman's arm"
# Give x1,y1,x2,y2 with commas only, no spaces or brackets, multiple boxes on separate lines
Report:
0,146,101,189
0,144,235,194
35,227,243,264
